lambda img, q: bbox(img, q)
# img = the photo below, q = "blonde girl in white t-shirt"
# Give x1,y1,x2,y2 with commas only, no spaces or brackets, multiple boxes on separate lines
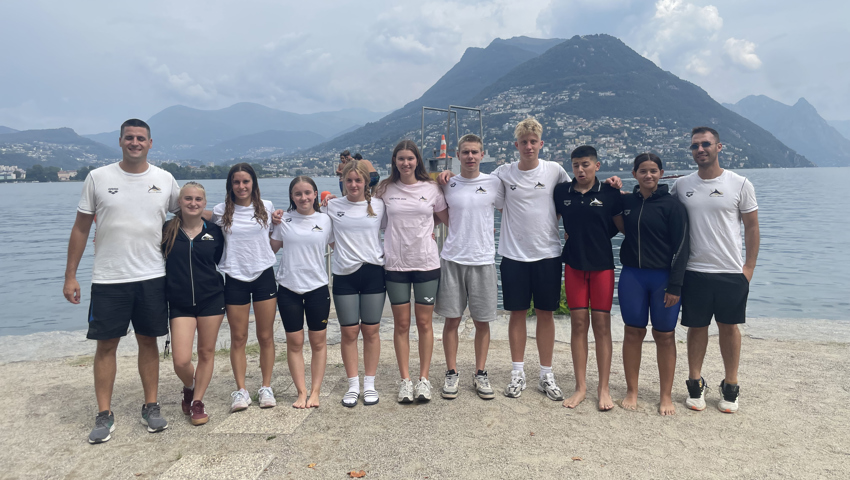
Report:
329,160,388,407
212,163,279,413
375,140,449,404
270,176,332,409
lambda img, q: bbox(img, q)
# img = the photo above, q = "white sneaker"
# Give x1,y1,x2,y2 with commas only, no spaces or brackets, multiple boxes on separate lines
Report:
441,370,459,399
717,380,739,413
258,386,276,408
415,378,432,402
685,377,707,411
504,370,527,398
537,372,565,401
397,379,414,404
230,389,251,413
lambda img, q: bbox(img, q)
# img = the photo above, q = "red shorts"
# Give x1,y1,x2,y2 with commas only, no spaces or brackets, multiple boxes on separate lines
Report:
563,265,615,313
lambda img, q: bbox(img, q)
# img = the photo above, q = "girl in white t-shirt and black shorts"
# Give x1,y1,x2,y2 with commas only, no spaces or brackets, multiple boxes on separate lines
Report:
376,140,449,404
271,176,333,409
212,163,279,413
328,160,387,407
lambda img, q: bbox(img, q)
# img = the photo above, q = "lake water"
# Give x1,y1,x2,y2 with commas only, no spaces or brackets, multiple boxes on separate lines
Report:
1,167,848,336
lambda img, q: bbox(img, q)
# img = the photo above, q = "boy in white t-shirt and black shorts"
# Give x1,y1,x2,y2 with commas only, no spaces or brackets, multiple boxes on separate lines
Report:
435,134,504,400
63,119,179,444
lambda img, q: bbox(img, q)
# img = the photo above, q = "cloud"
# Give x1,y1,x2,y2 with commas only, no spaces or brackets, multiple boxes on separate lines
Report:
685,51,713,76
144,58,216,102
723,37,762,70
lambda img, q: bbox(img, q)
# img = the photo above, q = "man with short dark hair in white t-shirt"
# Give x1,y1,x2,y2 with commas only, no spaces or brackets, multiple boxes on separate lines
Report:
436,134,504,400
671,126,760,414
63,119,179,444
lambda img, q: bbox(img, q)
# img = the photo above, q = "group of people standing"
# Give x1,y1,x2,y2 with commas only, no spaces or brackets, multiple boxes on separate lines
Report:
63,115,758,445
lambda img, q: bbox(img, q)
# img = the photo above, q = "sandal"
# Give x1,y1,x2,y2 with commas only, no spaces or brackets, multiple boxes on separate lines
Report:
363,389,379,406
341,391,359,408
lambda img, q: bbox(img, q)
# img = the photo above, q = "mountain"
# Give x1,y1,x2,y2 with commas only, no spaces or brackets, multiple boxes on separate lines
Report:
195,130,326,161
84,103,385,161
724,96,850,167
0,126,18,135
828,120,850,142
310,36,565,157
0,128,120,169
309,34,810,169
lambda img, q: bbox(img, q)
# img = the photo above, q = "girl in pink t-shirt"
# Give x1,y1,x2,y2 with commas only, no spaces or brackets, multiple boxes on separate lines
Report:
375,140,448,404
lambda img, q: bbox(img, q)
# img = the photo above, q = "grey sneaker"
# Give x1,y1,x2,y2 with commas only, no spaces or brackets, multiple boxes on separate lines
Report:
504,370,527,398
397,379,414,404
537,372,565,401
474,370,496,400
685,377,707,411
88,410,115,444
140,402,168,433
415,378,432,402
441,370,459,399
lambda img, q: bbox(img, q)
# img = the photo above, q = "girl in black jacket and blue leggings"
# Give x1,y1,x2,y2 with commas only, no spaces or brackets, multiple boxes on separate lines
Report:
163,181,225,426
618,153,689,416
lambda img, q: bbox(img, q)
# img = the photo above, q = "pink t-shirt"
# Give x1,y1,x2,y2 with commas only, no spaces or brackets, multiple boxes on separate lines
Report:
380,180,447,271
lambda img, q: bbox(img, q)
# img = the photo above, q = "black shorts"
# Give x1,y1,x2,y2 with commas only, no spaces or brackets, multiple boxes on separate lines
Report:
333,263,386,295
500,257,562,312
277,285,331,333
224,268,277,306
86,277,168,340
169,293,226,319
680,271,749,327
384,268,441,284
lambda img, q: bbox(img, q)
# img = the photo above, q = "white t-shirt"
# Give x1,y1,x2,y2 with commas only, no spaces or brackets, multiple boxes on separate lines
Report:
493,160,571,261
326,197,386,275
380,180,448,272
440,173,504,265
212,200,276,282
271,210,333,293
671,170,758,273
77,162,179,284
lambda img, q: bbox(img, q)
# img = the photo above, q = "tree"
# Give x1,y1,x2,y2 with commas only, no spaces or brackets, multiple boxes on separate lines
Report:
26,164,60,182
75,165,95,181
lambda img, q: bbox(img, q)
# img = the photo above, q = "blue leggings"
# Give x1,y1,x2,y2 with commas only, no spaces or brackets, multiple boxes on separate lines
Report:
618,266,680,332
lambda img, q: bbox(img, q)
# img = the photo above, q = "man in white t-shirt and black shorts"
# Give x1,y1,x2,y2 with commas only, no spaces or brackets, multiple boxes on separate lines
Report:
64,119,180,443
435,134,504,400
671,126,760,413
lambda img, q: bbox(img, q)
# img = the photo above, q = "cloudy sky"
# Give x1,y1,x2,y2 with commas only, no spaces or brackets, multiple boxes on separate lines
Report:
1,0,847,133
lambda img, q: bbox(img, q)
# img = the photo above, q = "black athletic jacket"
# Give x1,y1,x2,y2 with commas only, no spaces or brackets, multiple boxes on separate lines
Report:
163,220,225,307
619,184,689,296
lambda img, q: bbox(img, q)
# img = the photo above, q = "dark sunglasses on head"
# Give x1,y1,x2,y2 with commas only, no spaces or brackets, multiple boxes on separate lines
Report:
689,141,715,150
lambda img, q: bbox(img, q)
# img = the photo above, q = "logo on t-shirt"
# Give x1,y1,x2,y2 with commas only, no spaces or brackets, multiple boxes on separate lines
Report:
534,182,545,189
475,187,487,194
285,218,292,223
510,184,517,190
336,211,345,217
450,182,456,187
201,233,214,240
312,225,323,232
686,191,694,197
563,200,572,207
624,209,631,216
419,196,427,202
148,185,162,193
590,198,603,207
108,188,118,195
709,189,724,197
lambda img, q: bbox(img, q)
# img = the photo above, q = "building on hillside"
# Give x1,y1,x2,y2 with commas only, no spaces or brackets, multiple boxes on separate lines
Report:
58,170,77,181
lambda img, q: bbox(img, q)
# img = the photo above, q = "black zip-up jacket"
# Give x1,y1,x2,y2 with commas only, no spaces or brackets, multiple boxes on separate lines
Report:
619,183,689,296
163,220,225,307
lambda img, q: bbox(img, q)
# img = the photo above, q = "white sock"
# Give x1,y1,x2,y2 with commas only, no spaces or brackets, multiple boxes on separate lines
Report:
540,365,553,379
347,376,360,394
364,376,376,391
512,362,525,375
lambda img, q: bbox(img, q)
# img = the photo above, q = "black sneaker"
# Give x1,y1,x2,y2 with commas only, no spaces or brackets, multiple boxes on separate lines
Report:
141,402,169,433
88,410,115,444
685,377,707,411
718,380,739,413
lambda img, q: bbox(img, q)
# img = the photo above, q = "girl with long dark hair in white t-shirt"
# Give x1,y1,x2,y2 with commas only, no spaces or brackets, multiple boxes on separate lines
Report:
375,140,449,404
328,160,387,407
212,163,279,413
270,176,333,409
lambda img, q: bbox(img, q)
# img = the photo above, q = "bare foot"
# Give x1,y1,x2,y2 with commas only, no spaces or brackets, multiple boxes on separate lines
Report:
659,397,676,416
563,389,586,409
292,393,308,409
598,387,614,411
306,392,321,408
621,391,638,411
